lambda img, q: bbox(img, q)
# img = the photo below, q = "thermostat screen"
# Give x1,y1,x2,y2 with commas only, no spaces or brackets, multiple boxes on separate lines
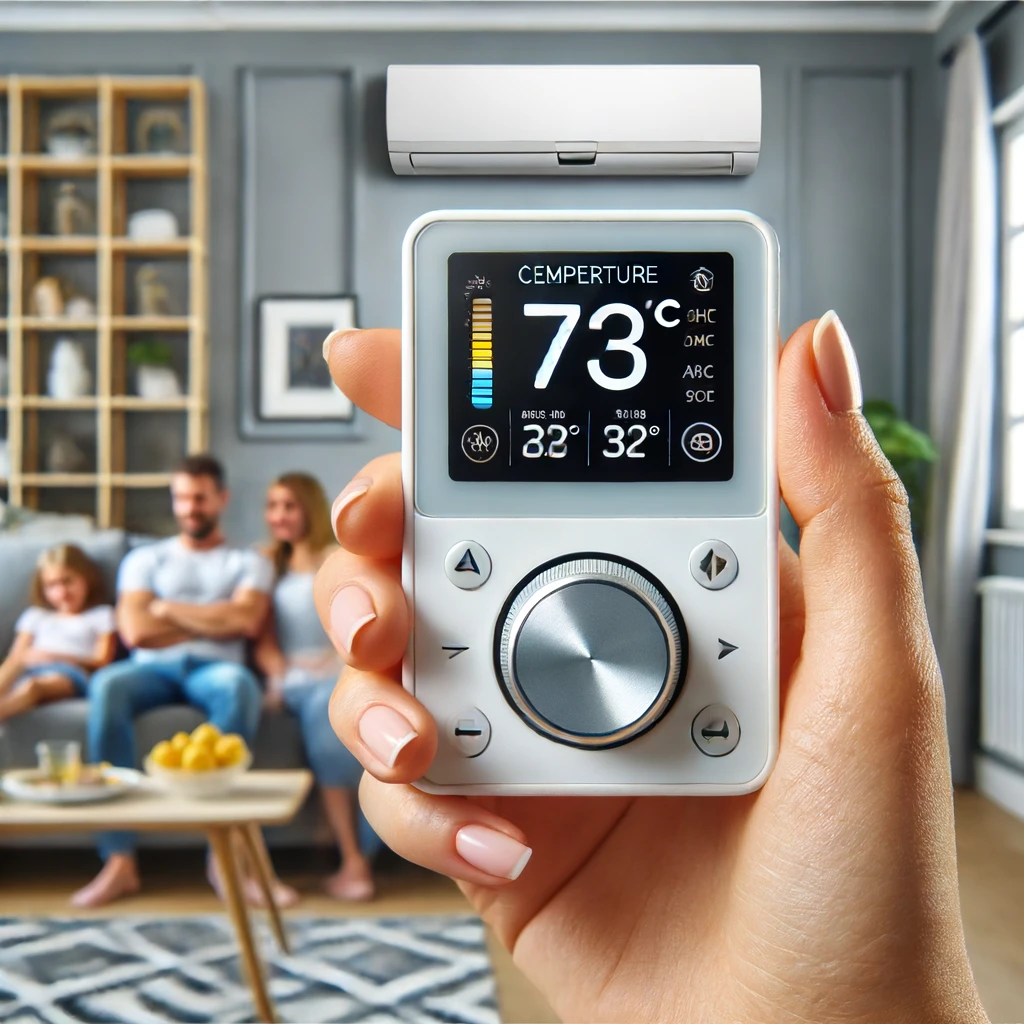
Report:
447,251,734,482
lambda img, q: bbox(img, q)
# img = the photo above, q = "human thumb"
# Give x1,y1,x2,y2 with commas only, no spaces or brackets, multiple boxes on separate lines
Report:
777,311,938,707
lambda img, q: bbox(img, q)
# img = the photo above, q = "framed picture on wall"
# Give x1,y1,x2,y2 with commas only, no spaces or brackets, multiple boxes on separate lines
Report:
246,294,356,436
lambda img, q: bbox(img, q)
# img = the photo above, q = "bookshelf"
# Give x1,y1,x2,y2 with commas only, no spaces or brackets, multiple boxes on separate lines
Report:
1,75,207,530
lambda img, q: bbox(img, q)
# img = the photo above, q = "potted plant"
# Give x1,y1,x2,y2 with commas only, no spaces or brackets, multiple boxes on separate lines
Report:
863,400,937,537
127,336,181,400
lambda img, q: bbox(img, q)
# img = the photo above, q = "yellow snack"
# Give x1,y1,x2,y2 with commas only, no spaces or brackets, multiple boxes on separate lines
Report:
190,723,221,747
181,744,215,771
213,734,247,767
169,732,191,753
150,740,182,769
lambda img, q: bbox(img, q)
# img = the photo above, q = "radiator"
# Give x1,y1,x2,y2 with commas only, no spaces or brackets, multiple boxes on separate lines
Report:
979,576,1024,770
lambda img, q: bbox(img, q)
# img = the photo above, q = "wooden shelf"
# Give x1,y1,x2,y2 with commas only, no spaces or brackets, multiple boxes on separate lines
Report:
111,238,191,255
19,156,100,173
110,155,192,177
21,317,98,331
20,473,98,487
18,77,98,97
20,236,99,253
2,74,207,528
22,395,98,409
111,396,190,410
110,77,191,99
111,316,190,331
110,473,174,487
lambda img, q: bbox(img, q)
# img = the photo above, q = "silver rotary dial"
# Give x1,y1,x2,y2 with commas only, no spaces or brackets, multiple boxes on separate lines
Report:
496,556,686,748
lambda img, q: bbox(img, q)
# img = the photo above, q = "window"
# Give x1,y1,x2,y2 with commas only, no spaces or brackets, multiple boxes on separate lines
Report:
1000,122,1024,527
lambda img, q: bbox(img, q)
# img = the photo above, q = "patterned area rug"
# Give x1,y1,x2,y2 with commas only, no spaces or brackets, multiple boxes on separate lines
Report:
0,915,499,1024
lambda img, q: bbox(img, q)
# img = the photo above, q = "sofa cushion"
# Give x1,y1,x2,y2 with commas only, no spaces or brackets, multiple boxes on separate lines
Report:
0,700,306,771
0,529,129,651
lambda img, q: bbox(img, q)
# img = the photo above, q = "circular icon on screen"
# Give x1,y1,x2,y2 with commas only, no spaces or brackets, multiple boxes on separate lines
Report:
461,425,500,464
681,422,723,463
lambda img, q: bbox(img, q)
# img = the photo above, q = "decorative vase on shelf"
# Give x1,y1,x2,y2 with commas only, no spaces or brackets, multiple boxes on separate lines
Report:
45,433,88,474
64,294,96,318
47,338,92,399
137,365,182,400
127,337,181,399
127,209,178,241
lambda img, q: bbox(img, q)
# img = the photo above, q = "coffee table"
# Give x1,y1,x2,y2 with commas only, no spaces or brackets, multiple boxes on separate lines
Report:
0,768,313,1023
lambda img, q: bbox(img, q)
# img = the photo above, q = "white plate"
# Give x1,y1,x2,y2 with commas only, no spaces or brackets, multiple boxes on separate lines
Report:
0,767,142,805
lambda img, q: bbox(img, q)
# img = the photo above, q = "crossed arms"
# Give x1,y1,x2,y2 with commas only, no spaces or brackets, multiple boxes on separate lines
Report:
118,588,269,649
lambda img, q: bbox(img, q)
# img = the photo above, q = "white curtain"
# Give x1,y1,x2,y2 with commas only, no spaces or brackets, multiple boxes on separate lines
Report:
923,33,998,785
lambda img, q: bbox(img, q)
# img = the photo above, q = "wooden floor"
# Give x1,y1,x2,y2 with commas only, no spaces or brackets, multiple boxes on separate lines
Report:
0,791,1021,1023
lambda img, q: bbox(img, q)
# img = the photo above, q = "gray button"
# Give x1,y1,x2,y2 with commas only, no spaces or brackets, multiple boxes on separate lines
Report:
689,540,738,591
691,704,740,756
446,708,491,757
497,556,685,748
445,541,492,590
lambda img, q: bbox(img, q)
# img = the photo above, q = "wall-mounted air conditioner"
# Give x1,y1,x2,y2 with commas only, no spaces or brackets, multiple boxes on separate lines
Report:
386,64,760,177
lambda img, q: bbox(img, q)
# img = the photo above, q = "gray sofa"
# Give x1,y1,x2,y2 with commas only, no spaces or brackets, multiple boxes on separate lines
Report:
0,527,328,847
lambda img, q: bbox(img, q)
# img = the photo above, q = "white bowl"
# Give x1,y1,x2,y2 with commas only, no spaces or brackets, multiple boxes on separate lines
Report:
143,750,252,799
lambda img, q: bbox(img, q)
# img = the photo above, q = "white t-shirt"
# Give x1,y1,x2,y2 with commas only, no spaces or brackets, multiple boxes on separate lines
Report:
15,605,116,660
117,537,273,664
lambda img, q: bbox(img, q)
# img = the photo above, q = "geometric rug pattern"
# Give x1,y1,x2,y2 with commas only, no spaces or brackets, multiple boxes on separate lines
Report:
0,916,500,1024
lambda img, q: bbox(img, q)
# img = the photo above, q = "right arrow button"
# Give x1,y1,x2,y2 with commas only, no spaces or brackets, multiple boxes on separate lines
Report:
717,638,738,660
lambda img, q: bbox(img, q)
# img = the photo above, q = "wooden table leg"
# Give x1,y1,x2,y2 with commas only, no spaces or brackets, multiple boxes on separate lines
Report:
208,826,277,1023
239,822,290,954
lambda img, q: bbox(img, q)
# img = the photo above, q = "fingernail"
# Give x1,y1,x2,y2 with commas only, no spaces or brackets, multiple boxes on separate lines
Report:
358,705,418,768
329,585,376,654
811,310,863,413
456,824,532,880
322,329,357,363
331,477,372,528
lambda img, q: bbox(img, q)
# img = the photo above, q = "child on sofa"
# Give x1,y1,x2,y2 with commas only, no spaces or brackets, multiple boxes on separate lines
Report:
0,544,117,723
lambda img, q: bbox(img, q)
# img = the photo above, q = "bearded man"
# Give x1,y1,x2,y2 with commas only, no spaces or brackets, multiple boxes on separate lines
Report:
74,454,271,908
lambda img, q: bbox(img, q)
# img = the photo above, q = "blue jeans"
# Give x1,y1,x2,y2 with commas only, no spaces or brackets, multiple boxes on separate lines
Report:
19,662,89,695
283,679,381,858
88,654,262,860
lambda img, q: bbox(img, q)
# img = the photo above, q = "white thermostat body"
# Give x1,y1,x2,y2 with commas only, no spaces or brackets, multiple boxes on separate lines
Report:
402,209,779,795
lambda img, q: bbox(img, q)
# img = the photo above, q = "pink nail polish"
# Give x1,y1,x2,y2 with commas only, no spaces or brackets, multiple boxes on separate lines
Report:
332,477,372,529
455,824,532,880
329,585,376,654
811,310,863,413
358,705,418,768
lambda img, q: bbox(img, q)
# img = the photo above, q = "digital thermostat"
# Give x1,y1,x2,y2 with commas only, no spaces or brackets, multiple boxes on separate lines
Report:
403,209,779,795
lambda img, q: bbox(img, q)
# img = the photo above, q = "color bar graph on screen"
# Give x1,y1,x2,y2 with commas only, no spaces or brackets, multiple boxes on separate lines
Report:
471,297,493,409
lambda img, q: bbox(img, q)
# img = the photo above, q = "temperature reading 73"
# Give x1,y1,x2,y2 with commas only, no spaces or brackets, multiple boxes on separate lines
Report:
526,301,682,393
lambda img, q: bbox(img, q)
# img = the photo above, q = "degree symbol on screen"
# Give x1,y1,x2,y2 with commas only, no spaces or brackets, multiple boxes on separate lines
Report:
654,299,681,329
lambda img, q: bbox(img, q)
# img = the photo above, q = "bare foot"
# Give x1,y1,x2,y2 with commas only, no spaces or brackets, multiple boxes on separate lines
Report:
324,861,375,902
207,855,300,909
70,854,141,909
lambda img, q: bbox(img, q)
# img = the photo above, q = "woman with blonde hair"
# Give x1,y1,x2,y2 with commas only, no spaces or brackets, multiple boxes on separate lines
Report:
255,471,380,900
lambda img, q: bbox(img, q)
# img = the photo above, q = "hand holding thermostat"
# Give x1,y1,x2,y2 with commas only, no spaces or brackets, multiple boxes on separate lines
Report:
314,316,985,1024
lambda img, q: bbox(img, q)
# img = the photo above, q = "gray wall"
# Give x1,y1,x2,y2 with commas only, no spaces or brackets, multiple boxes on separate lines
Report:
0,30,940,542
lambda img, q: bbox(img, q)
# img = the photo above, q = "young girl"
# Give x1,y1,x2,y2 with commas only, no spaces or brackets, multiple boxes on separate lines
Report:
0,544,117,723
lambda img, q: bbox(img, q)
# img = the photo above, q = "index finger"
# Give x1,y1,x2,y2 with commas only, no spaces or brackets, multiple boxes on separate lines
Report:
323,328,401,428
